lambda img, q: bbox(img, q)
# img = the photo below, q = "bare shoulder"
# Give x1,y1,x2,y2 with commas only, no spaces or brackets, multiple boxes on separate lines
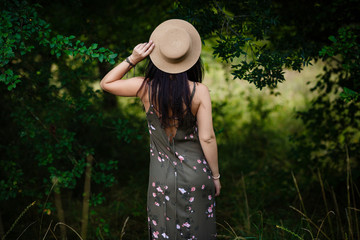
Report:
195,82,209,91
194,82,211,101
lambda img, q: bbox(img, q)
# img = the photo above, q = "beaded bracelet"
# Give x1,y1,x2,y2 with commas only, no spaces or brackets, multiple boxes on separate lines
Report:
125,57,135,67
125,57,136,77
212,174,220,180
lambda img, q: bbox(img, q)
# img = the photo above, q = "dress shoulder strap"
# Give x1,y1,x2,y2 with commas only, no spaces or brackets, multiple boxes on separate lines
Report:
190,82,196,102
148,83,152,104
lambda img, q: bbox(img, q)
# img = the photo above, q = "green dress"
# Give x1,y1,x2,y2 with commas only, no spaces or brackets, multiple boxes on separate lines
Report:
146,82,217,240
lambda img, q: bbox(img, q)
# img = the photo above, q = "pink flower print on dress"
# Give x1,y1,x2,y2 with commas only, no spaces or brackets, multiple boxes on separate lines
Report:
150,111,153,114
203,168,207,173
190,134,194,139
176,224,180,229
148,217,150,222
193,166,197,170
156,186,163,193
162,233,169,239
203,160,207,165
152,192,156,197
178,155,184,163
165,195,170,201
150,125,156,130
154,201,160,206
185,136,187,140
201,184,205,190
208,195,212,200
189,197,194,202
191,187,196,192
175,152,179,156
208,206,213,213
152,220,157,226
152,182,156,187
182,222,190,228
149,129,152,134
166,217,170,221
157,156,162,162
153,230,159,238
178,188,186,194
173,161,177,165
164,185,168,190
197,159,202,164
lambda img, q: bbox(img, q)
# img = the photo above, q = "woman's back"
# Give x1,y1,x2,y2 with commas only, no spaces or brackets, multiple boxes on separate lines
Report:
141,80,202,143
143,79,217,239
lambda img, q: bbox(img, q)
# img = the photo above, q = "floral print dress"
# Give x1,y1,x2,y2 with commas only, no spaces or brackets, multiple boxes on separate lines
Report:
146,82,217,240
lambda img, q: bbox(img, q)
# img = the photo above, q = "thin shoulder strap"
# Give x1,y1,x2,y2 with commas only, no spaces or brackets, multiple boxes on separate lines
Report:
148,83,152,104
190,82,196,101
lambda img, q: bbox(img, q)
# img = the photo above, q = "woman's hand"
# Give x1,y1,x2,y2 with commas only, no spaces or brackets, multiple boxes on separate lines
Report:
129,41,155,65
214,179,221,197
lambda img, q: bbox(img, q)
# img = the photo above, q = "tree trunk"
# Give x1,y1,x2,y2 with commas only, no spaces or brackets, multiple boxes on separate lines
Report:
80,154,94,240
53,178,67,240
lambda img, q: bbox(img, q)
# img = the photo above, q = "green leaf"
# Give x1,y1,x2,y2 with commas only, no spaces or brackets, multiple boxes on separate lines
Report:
90,43,98,50
328,35,337,43
343,87,357,96
98,47,106,52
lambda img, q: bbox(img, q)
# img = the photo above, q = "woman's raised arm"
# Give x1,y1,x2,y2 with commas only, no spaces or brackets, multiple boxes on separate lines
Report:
100,41,155,97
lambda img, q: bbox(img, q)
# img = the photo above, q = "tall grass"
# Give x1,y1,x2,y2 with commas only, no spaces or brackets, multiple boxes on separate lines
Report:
1,201,36,240
215,160,359,240
274,150,359,240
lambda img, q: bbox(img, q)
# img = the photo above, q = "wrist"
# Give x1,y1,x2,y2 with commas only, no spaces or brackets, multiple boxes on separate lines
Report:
212,174,220,180
128,55,139,65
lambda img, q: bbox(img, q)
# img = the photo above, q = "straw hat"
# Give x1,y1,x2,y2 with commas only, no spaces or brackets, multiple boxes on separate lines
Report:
149,19,202,74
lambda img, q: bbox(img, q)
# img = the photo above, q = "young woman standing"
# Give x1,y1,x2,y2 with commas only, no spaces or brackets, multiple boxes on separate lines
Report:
100,19,220,239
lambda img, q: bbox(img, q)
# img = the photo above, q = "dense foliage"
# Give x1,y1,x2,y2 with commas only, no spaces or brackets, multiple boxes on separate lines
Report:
0,0,359,239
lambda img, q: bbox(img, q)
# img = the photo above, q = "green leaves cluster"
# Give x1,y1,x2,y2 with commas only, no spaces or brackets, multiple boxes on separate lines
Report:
174,0,311,89
320,26,360,102
0,1,118,91
0,0,143,207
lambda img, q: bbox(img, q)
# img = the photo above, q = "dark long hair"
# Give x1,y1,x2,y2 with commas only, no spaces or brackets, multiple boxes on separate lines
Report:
137,58,204,128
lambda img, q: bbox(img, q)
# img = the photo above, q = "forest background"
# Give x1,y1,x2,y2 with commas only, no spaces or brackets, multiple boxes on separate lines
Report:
1,0,359,239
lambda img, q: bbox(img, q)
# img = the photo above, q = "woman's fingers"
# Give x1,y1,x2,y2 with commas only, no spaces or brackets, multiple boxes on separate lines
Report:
215,186,220,196
214,180,221,196
131,41,155,63
138,43,146,50
144,42,155,55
